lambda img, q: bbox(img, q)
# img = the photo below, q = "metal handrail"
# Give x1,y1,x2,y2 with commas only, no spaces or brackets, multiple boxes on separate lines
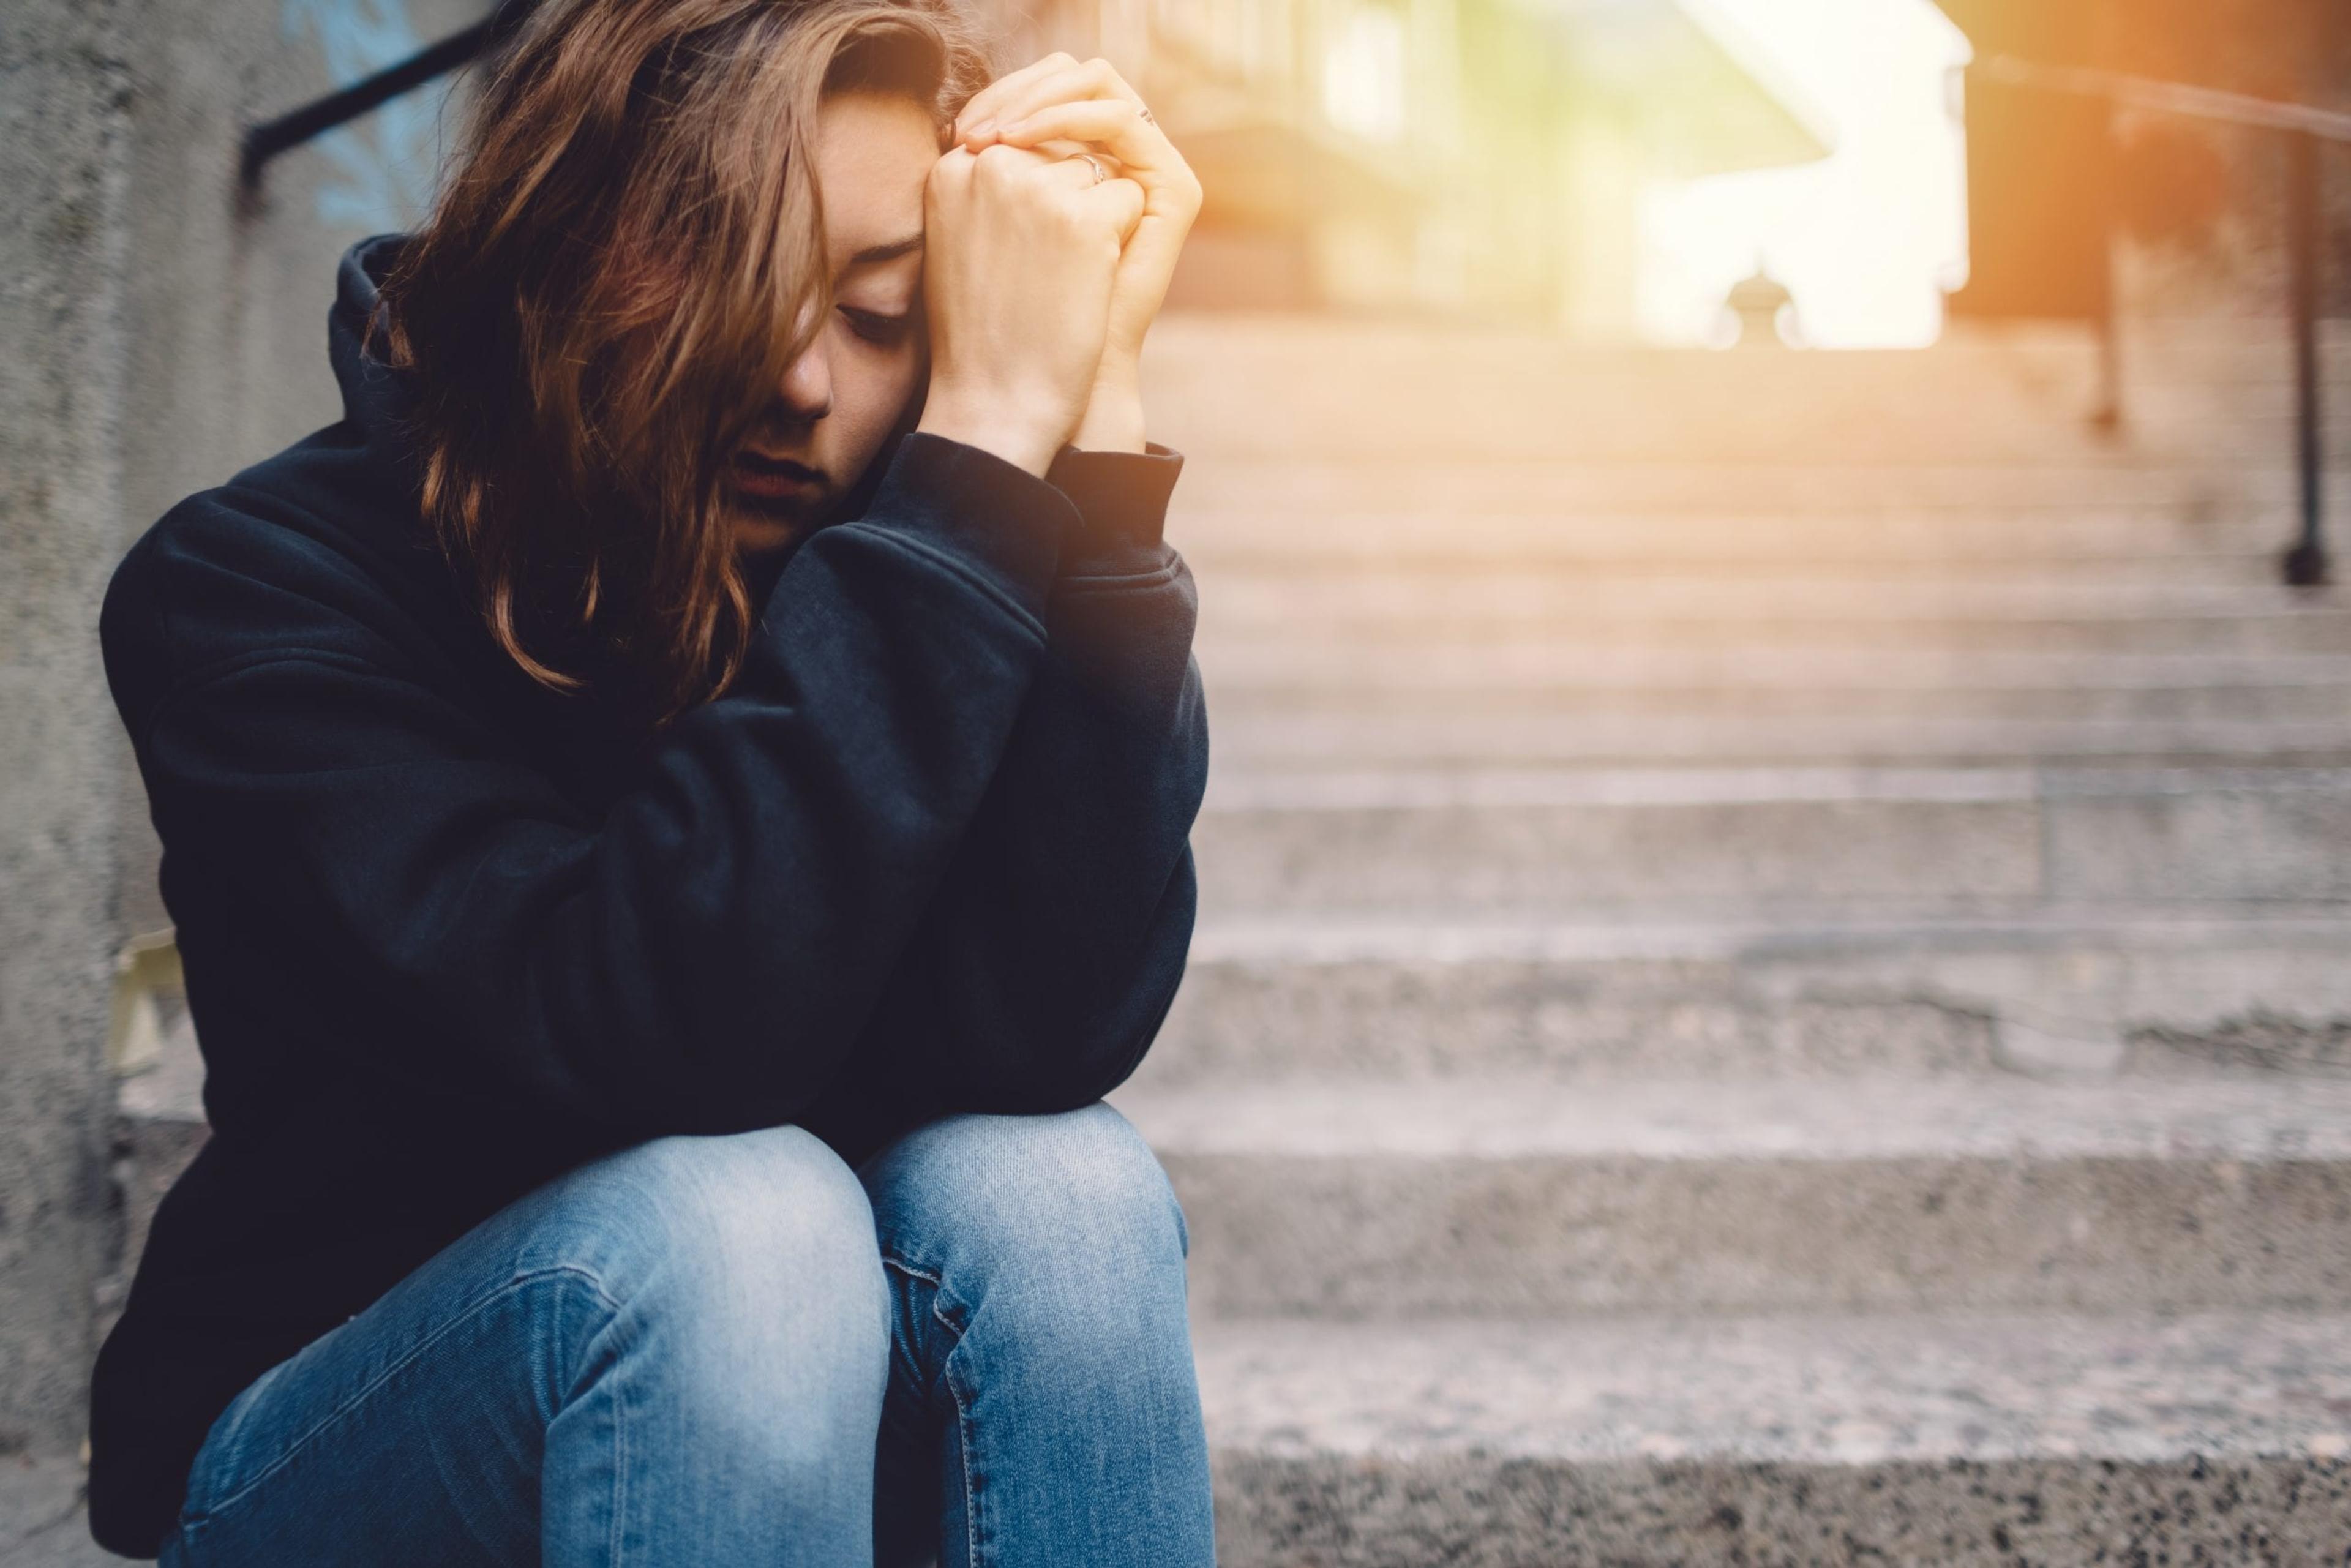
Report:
1975,55,2342,586
1979,56,2351,144
239,0,536,187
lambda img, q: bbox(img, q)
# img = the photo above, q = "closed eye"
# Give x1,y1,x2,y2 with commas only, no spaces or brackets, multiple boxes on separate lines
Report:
841,306,913,344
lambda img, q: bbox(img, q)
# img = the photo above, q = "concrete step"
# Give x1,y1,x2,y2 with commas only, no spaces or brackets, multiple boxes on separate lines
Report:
1171,506,2287,575
1206,613,2351,656
1115,1074,2351,1316
1198,1310,2351,1567
1171,458,2219,516
1138,315,2351,467
1139,910,2351,1087
1204,708,2351,768
1198,644,2351,700
1193,765,2351,913
1138,320,2341,465
1198,571,2349,636
1198,592,2351,659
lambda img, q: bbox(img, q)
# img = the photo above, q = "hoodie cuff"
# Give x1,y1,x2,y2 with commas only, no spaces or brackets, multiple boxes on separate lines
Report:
853,431,1083,623
1046,442,1185,553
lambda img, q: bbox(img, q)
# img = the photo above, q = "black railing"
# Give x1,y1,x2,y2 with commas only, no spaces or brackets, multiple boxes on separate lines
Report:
1978,56,2350,587
239,0,537,188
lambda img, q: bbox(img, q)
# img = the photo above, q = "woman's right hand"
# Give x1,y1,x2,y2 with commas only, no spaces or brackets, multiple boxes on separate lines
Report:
913,141,1145,478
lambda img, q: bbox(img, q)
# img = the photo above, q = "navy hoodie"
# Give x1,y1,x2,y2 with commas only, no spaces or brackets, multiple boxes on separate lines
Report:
88,234,1206,1557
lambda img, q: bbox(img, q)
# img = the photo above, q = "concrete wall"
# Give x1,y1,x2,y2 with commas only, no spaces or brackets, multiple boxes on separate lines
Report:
1,0,478,1455
0,0,136,1457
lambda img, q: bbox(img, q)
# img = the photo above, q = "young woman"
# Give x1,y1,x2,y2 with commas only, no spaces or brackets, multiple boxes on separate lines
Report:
88,2,1213,1562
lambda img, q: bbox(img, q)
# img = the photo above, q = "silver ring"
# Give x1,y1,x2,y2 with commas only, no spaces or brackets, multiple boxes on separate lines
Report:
1073,151,1106,184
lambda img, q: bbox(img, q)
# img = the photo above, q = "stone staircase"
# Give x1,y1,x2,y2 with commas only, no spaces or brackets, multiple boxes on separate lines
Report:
52,317,2351,1565
1114,315,2351,1563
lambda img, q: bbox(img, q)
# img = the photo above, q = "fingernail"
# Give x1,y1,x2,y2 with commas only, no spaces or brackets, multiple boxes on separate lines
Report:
966,119,995,140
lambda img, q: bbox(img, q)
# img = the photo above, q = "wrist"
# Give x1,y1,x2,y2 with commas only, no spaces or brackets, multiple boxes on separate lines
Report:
914,391,1065,479
1069,364,1146,454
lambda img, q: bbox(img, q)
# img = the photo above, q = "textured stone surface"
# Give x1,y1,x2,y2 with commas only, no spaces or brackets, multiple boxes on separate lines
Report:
1139,313,2351,465
1199,571,2351,637
1198,1312,2351,1566
1214,1449,2351,1567
0,1455,132,1568
1171,500,2283,571
1117,1075,2351,1316
1198,1311,2351,1466
1196,768,2049,911
1193,764,2351,913
1202,604,2351,658
1204,707,2351,768
1165,453,2218,514
1143,910,2351,1086
1193,642,2351,704
0,0,135,1455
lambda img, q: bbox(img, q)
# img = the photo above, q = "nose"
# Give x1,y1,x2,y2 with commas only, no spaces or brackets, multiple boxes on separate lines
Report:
778,304,833,421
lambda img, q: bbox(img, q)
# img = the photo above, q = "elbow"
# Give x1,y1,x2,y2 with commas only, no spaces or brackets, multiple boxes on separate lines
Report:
1048,959,1187,1109
969,860,1197,1113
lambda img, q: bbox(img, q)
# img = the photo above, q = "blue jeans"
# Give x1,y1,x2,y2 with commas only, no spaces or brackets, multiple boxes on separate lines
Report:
156,1103,1215,1567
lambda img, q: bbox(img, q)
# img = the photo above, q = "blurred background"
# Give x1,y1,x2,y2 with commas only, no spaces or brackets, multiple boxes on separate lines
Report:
6,0,2351,1561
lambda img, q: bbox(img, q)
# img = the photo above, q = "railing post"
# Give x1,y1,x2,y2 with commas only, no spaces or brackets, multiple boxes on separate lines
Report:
2092,99,2123,433
2283,127,2329,587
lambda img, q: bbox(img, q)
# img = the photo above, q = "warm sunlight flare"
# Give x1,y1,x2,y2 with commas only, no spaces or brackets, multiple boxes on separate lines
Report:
1640,0,1973,348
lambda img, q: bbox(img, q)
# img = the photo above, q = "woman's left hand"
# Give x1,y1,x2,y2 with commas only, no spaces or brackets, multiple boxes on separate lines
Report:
954,54,1203,450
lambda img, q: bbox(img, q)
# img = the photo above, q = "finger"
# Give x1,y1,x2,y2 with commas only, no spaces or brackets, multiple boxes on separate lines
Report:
1076,173,1148,247
952,52,1084,141
959,56,1142,144
1035,150,1123,198
959,61,1096,144
989,99,1180,181
1029,135,1125,174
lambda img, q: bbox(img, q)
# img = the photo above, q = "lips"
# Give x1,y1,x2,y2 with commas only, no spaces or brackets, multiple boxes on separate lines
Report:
732,450,823,500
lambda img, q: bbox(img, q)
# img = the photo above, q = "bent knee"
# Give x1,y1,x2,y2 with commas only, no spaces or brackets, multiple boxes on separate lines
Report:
523,1123,887,1329
865,1102,1188,1281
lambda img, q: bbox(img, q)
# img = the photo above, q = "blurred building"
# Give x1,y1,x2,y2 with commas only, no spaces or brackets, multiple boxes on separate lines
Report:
984,0,1831,336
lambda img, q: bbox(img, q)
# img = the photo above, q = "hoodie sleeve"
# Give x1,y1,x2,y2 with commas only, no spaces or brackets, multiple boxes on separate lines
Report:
104,433,1081,1138
797,443,1208,1152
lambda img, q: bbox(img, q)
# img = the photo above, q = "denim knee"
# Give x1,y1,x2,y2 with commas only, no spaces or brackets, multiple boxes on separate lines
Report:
525,1123,890,1442
861,1103,1190,1327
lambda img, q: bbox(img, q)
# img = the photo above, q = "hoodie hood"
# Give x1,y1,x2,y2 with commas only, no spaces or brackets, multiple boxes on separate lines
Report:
328,232,427,475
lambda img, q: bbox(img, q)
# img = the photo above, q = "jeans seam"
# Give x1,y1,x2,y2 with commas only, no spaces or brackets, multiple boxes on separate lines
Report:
882,1253,984,1568
609,1285,631,1568
945,1337,984,1568
179,1263,624,1532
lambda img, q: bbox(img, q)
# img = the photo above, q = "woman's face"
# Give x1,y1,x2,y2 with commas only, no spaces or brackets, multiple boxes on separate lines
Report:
726,89,939,555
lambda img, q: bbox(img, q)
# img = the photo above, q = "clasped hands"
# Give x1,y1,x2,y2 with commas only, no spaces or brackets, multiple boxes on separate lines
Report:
913,54,1204,476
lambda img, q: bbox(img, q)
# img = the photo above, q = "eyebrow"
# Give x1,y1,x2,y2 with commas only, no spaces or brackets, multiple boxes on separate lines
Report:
847,233,924,266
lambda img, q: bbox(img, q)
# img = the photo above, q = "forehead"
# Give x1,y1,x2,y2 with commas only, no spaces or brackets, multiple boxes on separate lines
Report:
809,91,939,263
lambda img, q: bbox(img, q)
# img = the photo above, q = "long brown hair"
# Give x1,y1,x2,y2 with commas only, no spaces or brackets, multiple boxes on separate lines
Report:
376,0,989,726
